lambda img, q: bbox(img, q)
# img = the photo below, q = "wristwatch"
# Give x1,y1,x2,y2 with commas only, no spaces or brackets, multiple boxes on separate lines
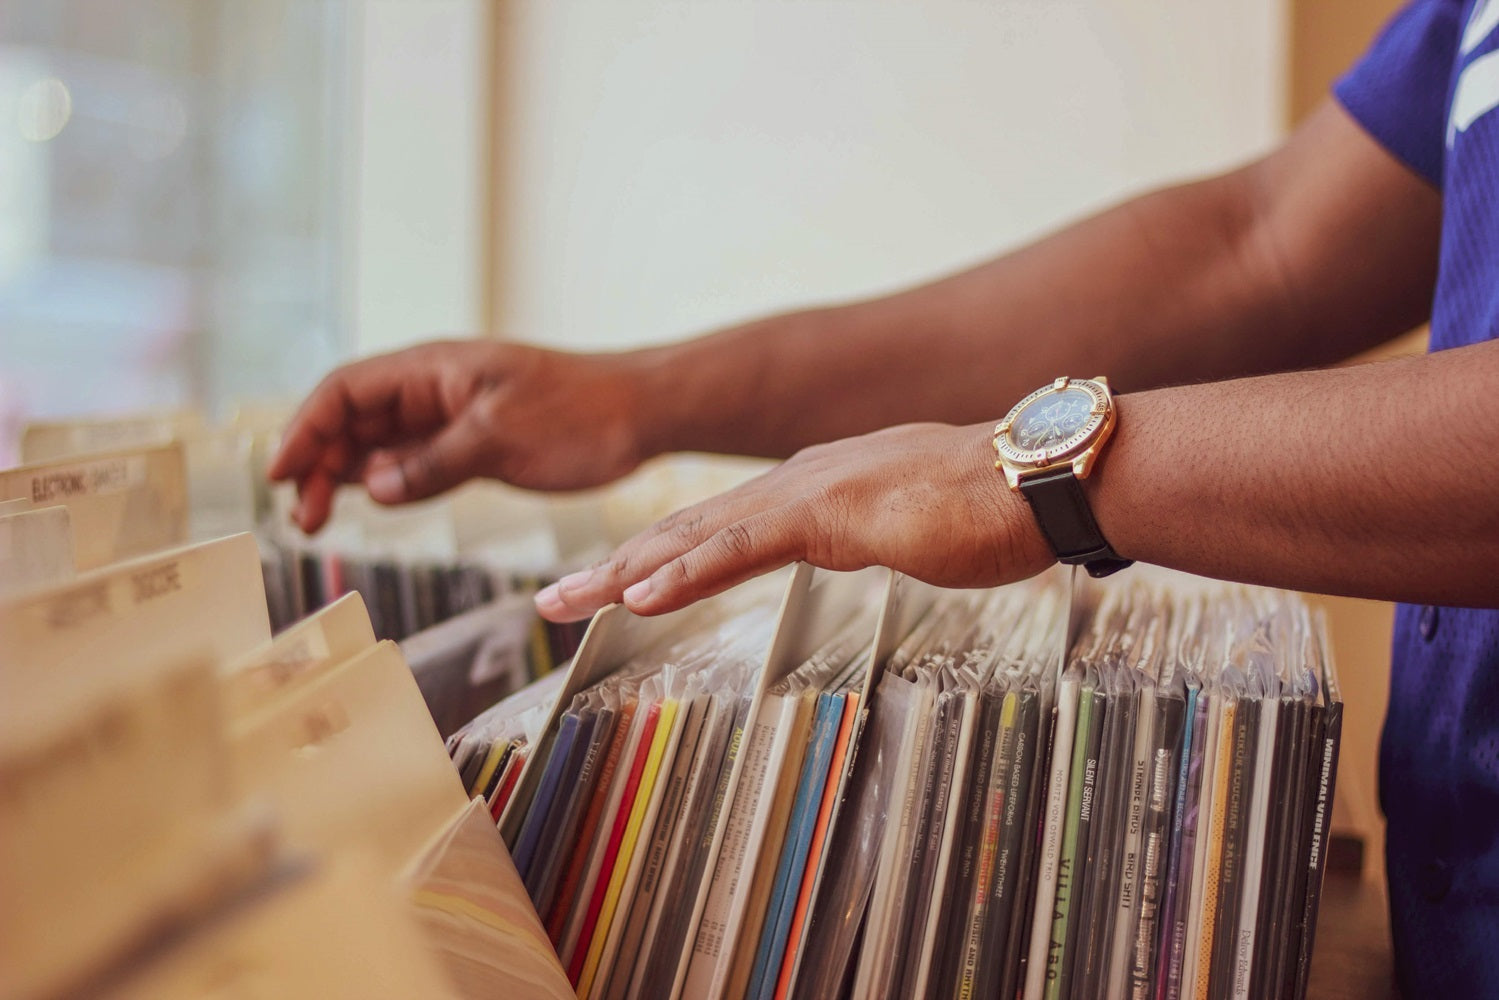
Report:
992,376,1132,578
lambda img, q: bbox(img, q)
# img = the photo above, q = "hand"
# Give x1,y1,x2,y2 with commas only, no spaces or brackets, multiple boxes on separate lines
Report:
533,422,1056,621
268,340,650,532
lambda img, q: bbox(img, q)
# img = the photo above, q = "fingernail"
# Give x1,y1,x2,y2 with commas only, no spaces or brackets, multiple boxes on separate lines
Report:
555,568,596,594
535,583,564,612
366,464,403,501
624,578,654,605
535,583,595,623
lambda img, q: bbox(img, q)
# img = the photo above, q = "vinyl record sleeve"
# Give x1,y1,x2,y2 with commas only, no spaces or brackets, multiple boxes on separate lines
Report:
1209,694,1257,996
1106,672,1156,1000
1130,679,1185,1000
997,680,1051,1000
1046,672,1104,1000
1246,694,1295,999
910,682,981,999
630,693,740,999
549,699,638,944
1230,687,1279,1000
490,746,529,823
773,689,862,1000
513,712,584,882
655,694,754,999
580,696,686,998
895,681,967,998
1189,694,1236,1000
560,699,658,975
945,684,1008,1000
1023,670,1081,1000
747,690,846,1000
480,740,518,806
1262,696,1313,1000
527,711,602,899
535,707,619,920
721,689,818,1000
469,735,512,799
1158,682,1204,1000
852,673,937,1000
1076,670,1134,997
1292,655,1342,1000
602,694,708,1000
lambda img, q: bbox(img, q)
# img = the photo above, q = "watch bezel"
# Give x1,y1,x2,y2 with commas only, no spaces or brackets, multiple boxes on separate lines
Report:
992,376,1113,471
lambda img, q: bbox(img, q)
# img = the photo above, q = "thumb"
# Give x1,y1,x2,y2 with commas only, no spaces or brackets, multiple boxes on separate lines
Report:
363,410,490,503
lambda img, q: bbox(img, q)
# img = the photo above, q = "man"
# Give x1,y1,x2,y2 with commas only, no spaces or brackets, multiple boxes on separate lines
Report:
271,2,1499,992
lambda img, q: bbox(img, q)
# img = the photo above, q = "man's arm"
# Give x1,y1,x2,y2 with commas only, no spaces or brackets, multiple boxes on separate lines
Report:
632,100,1441,457
271,101,1437,531
536,340,1499,622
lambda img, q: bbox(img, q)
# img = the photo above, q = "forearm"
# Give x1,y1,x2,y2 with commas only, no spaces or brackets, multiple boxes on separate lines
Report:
630,172,1285,458
627,102,1437,463
1093,342,1499,607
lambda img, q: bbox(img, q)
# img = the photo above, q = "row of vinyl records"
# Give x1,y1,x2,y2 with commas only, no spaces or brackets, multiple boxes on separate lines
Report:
451,565,1344,1000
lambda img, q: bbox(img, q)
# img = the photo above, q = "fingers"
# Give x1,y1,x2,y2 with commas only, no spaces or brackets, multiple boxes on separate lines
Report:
270,350,448,478
287,431,355,534
270,349,450,531
361,403,494,504
535,498,802,622
622,512,804,615
533,500,732,621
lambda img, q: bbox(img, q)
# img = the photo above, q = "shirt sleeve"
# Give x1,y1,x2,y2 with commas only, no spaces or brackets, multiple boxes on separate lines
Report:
1334,0,1464,186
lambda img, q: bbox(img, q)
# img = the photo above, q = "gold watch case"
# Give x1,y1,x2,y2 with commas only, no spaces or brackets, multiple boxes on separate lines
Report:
992,376,1118,491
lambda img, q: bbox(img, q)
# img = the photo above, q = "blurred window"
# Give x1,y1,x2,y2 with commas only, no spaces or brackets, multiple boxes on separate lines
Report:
0,1,350,465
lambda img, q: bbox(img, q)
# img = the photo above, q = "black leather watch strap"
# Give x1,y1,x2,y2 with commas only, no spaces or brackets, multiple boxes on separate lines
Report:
1016,467,1133,578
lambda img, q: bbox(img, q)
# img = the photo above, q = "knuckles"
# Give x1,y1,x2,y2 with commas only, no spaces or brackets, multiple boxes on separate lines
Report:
714,521,759,561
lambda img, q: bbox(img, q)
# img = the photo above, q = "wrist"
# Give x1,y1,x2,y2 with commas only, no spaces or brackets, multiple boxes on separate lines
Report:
615,343,704,460
1080,391,1137,561
618,307,838,459
991,377,1133,577
966,421,1057,576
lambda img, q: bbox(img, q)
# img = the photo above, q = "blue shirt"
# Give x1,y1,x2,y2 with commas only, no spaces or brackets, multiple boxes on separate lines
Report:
1337,2,1499,994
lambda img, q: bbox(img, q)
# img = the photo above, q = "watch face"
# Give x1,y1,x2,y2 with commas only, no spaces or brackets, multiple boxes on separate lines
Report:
993,378,1112,470
1007,386,1095,452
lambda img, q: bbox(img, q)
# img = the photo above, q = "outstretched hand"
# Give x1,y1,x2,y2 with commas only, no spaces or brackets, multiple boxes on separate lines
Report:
267,340,650,533
533,422,1056,621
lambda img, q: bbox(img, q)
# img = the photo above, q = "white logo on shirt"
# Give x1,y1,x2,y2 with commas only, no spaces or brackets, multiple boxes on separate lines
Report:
1451,0,1499,146
1463,0,1499,54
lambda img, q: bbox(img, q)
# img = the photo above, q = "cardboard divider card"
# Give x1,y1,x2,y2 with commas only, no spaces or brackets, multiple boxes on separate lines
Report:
864,572,944,698
0,652,274,1000
1,532,270,757
0,505,75,597
405,797,575,1000
0,445,189,570
230,640,469,874
0,532,278,1000
97,857,458,1000
222,591,378,725
19,412,198,465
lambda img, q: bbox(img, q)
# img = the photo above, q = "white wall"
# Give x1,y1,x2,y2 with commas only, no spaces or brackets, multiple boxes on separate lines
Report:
495,0,1287,351
347,0,489,354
